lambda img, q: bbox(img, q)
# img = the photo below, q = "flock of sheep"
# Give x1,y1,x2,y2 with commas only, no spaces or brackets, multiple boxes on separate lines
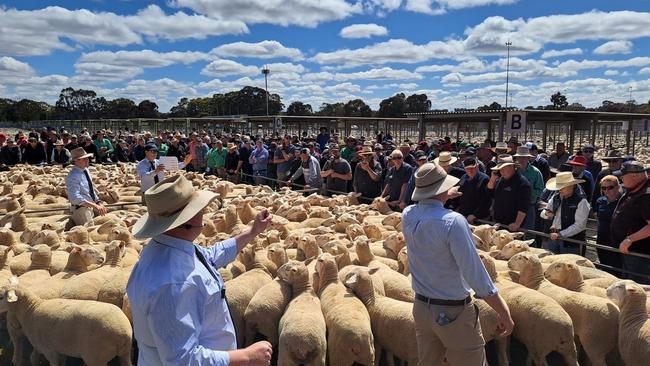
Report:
0,163,647,366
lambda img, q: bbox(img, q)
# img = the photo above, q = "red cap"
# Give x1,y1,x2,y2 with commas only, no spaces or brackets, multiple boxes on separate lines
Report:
568,155,588,167
0,133,6,140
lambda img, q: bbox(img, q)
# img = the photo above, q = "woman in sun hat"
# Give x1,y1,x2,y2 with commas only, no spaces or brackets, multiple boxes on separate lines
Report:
127,175,273,366
540,171,590,255
402,162,513,366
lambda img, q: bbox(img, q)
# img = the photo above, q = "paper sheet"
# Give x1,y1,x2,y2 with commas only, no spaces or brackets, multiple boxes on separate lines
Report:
160,156,179,171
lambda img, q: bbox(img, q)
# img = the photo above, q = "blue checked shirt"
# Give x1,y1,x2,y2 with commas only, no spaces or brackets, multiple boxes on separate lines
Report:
65,165,99,206
126,234,238,366
402,199,498,300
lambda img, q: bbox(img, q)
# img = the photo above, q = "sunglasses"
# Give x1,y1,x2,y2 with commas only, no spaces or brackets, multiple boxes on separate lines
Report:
601,185,617,191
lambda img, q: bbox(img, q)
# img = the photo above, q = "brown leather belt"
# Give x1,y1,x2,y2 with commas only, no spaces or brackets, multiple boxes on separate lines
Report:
415,293,472,306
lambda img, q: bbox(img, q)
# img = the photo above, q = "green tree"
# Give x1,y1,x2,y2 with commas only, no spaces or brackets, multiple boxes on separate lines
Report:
317,102,345,116
54,87,103,119
137,100,159,118
550,92,568,110
14,99,50,121
0,99,17,121
404,94,431,113
566,102,586,111
343,99,372,117
170,97,189,117
377,93,406,117
477,101,502,110
107,98,137,119
287,101,313,116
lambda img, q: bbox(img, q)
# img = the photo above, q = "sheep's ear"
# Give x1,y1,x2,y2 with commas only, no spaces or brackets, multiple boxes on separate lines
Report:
3,246,11,254
523,239,535,246
566,263,575,270
7,289,17,303
575,259,588,266
368,267,379,275
513,232,525,239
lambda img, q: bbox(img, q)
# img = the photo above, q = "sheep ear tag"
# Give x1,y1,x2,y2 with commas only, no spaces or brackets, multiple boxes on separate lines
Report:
9,275,18,286
7,290,17,303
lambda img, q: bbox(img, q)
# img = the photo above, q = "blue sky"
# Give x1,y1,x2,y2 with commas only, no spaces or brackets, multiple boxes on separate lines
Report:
1,0,649,112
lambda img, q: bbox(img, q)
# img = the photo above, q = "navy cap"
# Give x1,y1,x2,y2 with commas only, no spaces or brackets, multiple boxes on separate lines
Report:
144,143,158,152
614,161,648,176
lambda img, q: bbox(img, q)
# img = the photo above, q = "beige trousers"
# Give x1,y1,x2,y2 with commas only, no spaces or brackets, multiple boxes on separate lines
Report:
70,206,95,226
413,299,487,366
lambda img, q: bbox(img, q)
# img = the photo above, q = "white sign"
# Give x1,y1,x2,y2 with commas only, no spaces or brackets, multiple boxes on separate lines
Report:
160,156,180,171
505,111,527,133
274,117,282,130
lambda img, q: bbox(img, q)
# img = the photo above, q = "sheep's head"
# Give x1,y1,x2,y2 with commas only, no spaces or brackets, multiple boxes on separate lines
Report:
496,240,532,260
491,230,525,248
342,267,378,297
315,253,337,278
507,252,538,271
105,240,127,264
478,252,497,278
276,260,308,285
266,243,288,267
544,261,582,288
381,212,401,228
384,232,406,254
0,276,19,312
606,280,649,307
70,245,105,267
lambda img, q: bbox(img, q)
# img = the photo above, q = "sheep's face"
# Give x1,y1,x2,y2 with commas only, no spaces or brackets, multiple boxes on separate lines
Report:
544,262,579,284
276,260,305,284
385,232,406,253
507,252,532,271
315,253,336,277
606,280,639,305
0,278,19,311
79,246,105,266
497,242,530,260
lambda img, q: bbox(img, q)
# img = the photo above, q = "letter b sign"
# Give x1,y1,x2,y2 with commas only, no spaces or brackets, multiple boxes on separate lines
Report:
506,111,527,133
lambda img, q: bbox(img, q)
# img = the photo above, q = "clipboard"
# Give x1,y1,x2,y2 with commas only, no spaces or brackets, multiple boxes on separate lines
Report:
160,156,179,171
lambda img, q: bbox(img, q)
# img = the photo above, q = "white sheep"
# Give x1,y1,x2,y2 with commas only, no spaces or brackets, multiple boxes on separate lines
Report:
509,252,619,366
315,253,374,366
354,237,413,302
606,280,650,366
344,268,440,366
479,253,578,366
277,260,327,366
0,277,132,366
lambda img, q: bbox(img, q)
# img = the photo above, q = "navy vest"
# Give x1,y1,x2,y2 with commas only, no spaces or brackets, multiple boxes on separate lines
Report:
560,188,587,241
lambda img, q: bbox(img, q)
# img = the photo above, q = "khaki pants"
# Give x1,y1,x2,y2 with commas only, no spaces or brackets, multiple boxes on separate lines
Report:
70,206,94,226
413,299,486,366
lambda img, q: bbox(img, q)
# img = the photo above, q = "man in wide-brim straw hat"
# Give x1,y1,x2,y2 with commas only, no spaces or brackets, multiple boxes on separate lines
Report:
127,175,273,365
540,171,590,255
487,154,532,232
402,162,513,365
65,147,108,226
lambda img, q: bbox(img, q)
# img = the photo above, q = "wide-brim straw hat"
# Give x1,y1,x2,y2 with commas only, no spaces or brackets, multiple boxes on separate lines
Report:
70,147,93,160
227,143,238,150
412,163,460,202
491,154,516,170
545,172,585,191
133,175,218,239
601,150,624,161
358,146,374,155
513,146,533,158
434,152,458,166
492,142,508,152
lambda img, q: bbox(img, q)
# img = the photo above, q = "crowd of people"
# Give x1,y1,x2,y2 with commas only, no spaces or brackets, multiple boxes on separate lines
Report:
0,126,648,282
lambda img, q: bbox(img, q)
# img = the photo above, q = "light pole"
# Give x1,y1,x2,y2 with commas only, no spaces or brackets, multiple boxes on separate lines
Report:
628,86,633,112
262,66,270,117
505,40,512,109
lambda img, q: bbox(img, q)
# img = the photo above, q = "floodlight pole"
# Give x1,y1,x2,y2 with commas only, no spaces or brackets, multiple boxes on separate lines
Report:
505,41,512,109
262,66,270,117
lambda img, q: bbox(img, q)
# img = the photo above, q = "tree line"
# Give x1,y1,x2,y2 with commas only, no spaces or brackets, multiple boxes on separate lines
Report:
0,87,649,123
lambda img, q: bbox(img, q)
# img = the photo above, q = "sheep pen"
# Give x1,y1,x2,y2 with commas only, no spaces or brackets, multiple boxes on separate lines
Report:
0,162,647,366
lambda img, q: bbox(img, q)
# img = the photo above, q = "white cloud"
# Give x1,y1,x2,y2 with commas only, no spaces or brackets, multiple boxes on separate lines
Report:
0,5,247,57
304,67,422,83
171,0,362,27
604,70,620,76
463,11,650,56
416,58,488,73
201,59,260,77
211,41,304,60
557,57,650,72
639,68,650,75
311,39,464,67
405,0,516,15
0,57,35,81
540,48,583,59
340,24,388,39
593,40,633,55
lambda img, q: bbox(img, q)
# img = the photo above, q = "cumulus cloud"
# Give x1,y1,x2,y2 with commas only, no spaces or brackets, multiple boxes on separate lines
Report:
0,57,35,80
593,40,633,55
311,39,464,67
540,48,583,59
406,0,517,14
415,58,488,73
639,67,650,75
170,0,362,27
0,5,247,57
604,70,620,76
340,24,388,39
201,59,260,77
304,67,423,83
211,41,304,60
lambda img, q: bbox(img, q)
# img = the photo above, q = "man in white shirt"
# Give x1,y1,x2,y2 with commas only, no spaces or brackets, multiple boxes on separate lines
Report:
137,143,192,204
65,147,108,226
